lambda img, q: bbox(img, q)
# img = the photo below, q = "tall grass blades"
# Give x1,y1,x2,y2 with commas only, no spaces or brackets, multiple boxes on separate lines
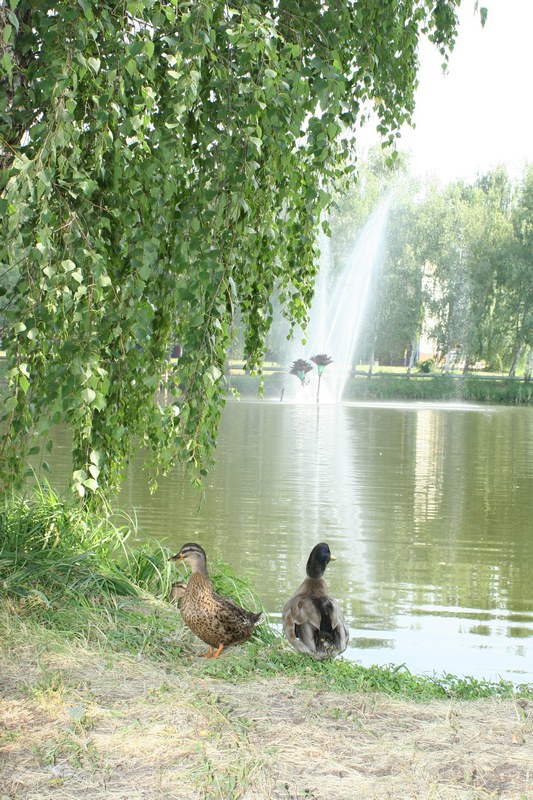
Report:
0,486,178,605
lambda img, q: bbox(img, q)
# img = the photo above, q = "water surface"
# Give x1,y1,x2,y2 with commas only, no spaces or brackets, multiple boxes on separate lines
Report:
44,400,533,682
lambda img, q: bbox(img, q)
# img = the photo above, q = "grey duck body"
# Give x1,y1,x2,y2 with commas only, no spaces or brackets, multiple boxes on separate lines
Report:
282,543,349,660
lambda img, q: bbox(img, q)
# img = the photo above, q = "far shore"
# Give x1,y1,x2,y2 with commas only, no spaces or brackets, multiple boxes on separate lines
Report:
228,368,533,406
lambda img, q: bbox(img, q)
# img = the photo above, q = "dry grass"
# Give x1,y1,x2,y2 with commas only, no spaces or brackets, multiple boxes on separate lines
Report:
1,609,532,800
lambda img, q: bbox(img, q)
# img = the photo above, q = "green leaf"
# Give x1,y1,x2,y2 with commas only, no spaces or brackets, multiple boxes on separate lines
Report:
81,388,96,404
88,57,101,73
204,366,222,384
4,396,17,413
7,9,19,32
90,449,102,465
72,469,88,483
79,179,97,195
1,50,13,82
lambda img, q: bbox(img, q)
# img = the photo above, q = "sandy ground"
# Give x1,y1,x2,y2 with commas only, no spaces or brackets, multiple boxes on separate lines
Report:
1,638,532,800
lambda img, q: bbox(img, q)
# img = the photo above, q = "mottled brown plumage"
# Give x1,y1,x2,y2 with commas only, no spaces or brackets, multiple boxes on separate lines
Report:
169,543,263,658
282,542,349,660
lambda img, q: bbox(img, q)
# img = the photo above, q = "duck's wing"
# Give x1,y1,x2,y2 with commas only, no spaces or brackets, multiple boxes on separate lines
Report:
326,598,350,654
282,594,349,658
212,591,263,625
282,594,323,655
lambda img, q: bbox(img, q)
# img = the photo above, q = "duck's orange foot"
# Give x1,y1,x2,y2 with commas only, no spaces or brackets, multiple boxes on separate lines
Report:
200,644,225,658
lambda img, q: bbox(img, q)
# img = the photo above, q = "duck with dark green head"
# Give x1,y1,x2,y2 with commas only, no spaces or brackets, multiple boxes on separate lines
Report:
169,542,264,658
282,542,349,660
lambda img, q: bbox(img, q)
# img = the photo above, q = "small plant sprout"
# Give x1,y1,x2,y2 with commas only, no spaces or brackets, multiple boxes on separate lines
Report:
311,354,333,403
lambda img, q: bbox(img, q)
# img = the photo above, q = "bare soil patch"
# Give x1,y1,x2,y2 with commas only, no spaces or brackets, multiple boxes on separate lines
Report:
1,635,532,799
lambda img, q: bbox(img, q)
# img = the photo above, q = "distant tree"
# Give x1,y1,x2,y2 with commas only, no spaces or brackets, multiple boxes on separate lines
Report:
362,168,513,373
499,165,533,376
0,1,463,498
411,175,511,372
464,169,514,372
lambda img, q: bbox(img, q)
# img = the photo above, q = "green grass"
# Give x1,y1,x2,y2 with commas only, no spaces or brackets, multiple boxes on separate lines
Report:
1,488,532,701
195,637,533,701
0,485,174,601
344,373,533,404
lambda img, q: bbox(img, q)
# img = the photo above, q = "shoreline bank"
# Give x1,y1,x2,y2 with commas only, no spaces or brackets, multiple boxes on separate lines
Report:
1,602,532,800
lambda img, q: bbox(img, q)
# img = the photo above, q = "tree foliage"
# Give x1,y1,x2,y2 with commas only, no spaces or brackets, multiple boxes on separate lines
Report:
0,0,462,497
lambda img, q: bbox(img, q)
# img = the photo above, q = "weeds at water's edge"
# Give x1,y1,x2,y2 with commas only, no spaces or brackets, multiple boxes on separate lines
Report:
197,639,533,701
231,372,533,405
1,488,532,702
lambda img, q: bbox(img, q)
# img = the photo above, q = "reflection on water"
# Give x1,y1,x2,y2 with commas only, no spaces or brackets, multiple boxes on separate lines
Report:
38,400,533,682
414,409,443,525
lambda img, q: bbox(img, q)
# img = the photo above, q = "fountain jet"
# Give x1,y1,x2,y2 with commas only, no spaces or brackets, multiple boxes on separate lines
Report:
291,197,392,403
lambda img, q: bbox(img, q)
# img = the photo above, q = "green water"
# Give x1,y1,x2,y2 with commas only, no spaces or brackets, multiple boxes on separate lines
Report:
42,399,533,682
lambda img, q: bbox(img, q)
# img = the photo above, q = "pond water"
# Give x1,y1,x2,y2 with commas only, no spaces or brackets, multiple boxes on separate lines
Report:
43,400,533,683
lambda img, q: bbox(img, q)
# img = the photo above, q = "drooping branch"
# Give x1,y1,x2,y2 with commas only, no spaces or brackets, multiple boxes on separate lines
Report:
0,0,463,498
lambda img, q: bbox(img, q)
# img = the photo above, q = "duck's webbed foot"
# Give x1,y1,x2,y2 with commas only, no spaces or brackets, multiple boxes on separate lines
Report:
200,644,225,658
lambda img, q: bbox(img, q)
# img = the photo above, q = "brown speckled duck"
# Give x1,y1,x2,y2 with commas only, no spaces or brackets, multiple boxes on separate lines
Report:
282,542,349,660
169,542,263,658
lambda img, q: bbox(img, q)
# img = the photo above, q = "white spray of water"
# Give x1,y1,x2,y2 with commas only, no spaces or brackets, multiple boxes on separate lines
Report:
289,197,392,403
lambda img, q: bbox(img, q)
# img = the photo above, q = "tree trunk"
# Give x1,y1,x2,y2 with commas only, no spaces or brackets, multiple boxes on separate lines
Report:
408,338,417,372
367,350,375,378
509,341,522,378
524,348,533,383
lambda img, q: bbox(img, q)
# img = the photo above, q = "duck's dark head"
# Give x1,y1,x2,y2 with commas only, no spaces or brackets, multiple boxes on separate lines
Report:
169,542,208,573
306,542,336,579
